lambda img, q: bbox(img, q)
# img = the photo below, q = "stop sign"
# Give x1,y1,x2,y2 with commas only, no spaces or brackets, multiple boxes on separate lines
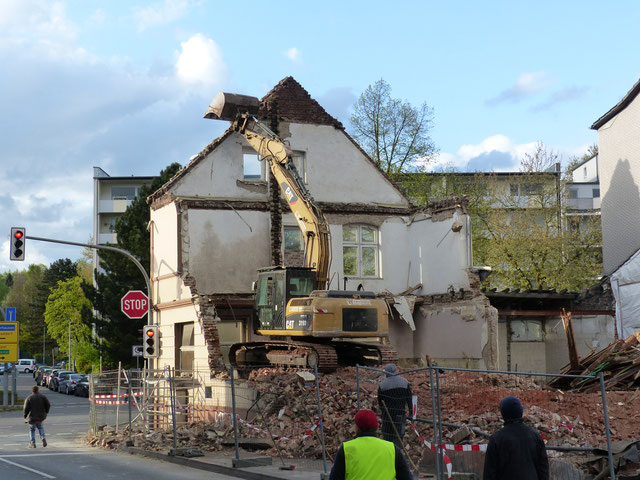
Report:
121,290,149,319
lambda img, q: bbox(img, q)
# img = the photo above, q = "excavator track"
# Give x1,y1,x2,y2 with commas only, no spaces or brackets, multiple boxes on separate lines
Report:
230,340,396,372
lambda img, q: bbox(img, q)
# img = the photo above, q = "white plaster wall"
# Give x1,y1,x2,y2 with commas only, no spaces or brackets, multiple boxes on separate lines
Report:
322,212,471,296
286,123,409,206
414,302,487,365
151,203,194,305
151,203,179,276
597,93,640,275
155,304,209,372
544,315,614,373
170,136,267,200
186,209,271,293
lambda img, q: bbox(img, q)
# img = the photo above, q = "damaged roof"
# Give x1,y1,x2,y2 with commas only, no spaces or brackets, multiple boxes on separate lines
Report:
149,76,411,205
591,77,640,130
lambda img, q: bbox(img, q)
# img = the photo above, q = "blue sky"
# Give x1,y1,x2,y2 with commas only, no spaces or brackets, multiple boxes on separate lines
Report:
1,0,639,272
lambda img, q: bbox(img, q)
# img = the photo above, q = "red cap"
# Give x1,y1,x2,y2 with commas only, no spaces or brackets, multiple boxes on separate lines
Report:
354,409,378,429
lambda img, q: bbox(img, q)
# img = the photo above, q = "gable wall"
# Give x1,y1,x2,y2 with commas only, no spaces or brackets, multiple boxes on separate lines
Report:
598,93,640,275
285,123,409,205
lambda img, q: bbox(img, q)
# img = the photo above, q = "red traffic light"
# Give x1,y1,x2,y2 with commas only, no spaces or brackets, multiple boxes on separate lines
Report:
145,328,155,338
14,230,23,239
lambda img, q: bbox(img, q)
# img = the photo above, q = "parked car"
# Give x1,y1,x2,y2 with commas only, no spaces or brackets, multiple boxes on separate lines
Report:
59,374,86,395
74,377,90,398
16,359,36,374
0,363,13,375
50,370,73,391
35,367,52,386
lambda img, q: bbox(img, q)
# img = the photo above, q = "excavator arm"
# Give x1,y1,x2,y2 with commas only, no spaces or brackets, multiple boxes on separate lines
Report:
204,93,330,289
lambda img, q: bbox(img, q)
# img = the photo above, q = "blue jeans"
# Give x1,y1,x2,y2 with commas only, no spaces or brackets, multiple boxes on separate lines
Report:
29,421,45,445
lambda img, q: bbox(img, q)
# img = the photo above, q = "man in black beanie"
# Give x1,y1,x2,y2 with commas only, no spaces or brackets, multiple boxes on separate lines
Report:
483,396,549,480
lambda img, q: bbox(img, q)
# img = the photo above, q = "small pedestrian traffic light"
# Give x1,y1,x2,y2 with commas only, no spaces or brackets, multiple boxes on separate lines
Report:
143,325,159,358
10,227,25,261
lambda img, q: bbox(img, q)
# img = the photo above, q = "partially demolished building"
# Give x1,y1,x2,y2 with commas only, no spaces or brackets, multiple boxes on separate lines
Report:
147,77,498,374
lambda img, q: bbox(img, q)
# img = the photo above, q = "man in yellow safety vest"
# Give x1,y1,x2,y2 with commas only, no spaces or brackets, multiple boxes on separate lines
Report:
329,409,413,480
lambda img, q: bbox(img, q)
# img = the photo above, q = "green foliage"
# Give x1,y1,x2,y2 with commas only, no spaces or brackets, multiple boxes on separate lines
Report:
0,273,11,305
84,163,181,368
44,277,97,369
350,79,436,175
398,143,602,292
4,264,46,356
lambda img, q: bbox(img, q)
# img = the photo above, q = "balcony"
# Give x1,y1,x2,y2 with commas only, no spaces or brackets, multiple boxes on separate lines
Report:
98,233,117,245
566,197,600,211
99,199,133,214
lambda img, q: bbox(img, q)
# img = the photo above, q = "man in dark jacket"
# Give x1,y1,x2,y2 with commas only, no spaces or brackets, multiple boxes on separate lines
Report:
483,396,549,480
23,386,50,448
377,363,412,447
329,409,413,480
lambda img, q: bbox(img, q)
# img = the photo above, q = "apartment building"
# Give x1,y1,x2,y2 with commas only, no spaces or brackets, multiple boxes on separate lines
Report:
92,167,154,274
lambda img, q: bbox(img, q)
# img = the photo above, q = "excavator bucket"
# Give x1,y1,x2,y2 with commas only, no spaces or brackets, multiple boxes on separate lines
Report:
203,92,260,121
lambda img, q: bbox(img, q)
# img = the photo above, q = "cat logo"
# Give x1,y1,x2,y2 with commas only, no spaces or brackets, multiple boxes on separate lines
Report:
281,182,298,205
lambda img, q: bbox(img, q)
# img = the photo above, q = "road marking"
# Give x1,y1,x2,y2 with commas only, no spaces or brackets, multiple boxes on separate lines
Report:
0,452,94,457
0,457,56,478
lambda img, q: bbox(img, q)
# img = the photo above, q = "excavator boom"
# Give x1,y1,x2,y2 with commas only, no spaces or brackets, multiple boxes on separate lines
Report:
205,92,330,288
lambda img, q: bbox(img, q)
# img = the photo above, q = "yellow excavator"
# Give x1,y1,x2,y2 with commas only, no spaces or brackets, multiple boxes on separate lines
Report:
204,93,396,371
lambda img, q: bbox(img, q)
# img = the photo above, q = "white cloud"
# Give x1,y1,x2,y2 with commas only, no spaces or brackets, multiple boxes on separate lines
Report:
284,47,302,63
176,34,227,86
487,72,547,105
426,135,539,172
132,0,195,31
0,0,77,42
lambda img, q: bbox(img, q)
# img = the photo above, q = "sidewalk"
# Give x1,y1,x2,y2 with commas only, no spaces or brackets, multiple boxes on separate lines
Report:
122,446,331,480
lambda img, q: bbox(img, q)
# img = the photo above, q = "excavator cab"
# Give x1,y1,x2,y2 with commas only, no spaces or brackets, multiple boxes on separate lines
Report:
254,267,316,331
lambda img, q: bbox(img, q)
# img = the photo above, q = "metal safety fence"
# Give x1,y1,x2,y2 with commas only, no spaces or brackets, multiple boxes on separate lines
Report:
88,363,329,473
355,364,616,480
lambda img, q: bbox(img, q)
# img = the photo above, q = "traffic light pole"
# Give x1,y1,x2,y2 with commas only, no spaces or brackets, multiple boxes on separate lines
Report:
23,235,153,324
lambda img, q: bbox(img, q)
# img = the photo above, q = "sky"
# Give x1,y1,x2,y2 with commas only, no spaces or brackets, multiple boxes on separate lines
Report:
1,0,639,273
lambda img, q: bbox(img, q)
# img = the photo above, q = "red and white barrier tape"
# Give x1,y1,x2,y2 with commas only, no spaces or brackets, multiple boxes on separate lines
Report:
93,392,144,399
409,423,453,479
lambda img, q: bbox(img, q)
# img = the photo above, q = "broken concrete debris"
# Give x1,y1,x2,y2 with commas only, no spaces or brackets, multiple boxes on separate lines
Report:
88,367,640,476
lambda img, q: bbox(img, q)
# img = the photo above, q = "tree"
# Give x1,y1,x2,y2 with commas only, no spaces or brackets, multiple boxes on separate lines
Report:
27,259,78,361
44,277,96,372
4,265,46,356
350,79,436,175
399,143,602,291
84,163,181,367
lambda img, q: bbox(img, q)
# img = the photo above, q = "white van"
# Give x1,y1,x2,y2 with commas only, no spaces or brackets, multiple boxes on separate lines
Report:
17,359,36,373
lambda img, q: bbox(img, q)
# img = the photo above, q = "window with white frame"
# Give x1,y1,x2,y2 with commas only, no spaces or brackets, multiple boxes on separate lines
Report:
343,224,379,277
243,150,264,180
290,152,306,184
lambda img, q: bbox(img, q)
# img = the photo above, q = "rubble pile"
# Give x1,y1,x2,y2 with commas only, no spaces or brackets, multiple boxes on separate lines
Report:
89,366,640,467
552,331,640,392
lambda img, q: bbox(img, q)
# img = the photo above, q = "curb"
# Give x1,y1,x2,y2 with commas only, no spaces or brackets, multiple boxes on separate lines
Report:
120,446,303,480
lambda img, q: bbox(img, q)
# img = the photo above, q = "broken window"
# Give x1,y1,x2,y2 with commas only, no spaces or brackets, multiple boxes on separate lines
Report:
291,152,306,184
343,224,379,278
243,151,264,180
284,226,303,251
510,319,543,341
175,322,195,371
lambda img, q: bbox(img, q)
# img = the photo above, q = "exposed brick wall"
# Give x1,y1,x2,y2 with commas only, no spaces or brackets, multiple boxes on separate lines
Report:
194,295,226,372
268,102,282,266
284,249,304,267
